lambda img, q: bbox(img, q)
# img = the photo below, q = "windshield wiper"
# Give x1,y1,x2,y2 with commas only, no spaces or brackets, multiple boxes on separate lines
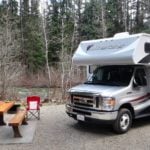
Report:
84,81,93,84
84,81,124,86
105,81,127,86
84,81,108,85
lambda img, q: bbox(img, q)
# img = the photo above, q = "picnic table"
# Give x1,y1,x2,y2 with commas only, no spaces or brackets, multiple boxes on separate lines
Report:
0,101,15,125
0,101,28,137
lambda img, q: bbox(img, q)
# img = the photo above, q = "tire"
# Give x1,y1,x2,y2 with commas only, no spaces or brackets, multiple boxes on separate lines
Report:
113,108,132,134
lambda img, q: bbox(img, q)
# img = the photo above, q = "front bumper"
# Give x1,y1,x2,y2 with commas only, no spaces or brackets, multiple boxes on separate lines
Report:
66,104,118,122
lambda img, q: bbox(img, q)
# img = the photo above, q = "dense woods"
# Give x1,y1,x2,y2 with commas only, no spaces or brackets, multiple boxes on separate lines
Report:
0,0,150,100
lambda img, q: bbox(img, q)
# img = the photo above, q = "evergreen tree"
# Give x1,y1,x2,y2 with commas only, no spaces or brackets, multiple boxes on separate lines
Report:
0,0,21,99
21,0,45,73
106,0,124,37
60,0,75,54
47,0,61,63
81,0,99,40
133,0,146,32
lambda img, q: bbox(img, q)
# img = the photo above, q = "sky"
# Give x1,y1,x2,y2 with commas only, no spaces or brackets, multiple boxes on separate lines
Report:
0,0,48,13
39,0,48,13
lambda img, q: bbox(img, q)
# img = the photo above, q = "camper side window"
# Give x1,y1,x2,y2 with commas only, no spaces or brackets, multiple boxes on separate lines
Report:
134,69,147,86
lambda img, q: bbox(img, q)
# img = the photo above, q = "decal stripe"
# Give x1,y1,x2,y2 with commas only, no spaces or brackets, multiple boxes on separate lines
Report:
130,93,150,102
138,97,150,104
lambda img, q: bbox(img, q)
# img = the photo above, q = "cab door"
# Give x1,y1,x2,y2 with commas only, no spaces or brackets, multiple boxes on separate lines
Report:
132,67,150,117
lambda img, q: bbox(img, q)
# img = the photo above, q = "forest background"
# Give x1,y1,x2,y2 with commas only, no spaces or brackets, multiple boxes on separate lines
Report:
0,0,150,101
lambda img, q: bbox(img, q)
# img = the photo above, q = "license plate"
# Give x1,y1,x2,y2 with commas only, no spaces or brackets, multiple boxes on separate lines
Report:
77,115,85,121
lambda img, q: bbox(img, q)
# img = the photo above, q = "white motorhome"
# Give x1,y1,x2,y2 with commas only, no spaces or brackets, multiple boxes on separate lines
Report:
66,32,150,133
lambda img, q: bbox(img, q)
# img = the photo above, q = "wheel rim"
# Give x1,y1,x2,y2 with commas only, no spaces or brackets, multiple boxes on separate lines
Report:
120,113,130,130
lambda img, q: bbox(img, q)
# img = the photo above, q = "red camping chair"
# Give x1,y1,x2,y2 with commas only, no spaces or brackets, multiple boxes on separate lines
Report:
26,96,41,120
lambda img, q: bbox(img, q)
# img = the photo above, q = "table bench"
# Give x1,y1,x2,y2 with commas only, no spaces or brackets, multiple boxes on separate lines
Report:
0,101,15,125
8,110,28,138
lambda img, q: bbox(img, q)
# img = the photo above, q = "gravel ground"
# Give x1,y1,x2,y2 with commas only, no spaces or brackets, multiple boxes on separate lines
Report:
1,105,150,150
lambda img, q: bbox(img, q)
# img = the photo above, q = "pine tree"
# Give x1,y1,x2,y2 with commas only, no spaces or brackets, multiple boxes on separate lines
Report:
21,0,45,73
46,0,61,63
0,0,22,99
106,0,124,36
81,0,103,40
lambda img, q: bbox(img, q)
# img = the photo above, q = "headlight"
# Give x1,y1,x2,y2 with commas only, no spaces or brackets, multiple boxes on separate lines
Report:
102,97,115,110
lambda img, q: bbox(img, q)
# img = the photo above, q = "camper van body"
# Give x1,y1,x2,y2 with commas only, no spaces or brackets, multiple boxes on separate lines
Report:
66,33,150,133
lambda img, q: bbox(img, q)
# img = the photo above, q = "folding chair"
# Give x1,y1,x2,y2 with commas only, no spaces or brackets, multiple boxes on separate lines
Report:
26,96,41,120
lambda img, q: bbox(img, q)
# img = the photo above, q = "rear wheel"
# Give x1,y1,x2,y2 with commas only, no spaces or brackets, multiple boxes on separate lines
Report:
113,108,132,134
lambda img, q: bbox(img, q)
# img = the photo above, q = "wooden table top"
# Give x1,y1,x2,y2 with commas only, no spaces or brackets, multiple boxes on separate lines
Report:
0,101,15,114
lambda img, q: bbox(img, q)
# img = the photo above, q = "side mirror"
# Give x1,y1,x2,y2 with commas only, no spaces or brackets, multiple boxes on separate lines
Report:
133,77,141,89
133,82,138,88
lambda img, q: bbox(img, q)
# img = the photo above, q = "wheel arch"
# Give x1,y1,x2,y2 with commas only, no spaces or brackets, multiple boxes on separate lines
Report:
119,103,135,119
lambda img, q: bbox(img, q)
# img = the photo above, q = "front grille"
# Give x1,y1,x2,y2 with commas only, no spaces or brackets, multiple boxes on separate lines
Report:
72,95,94,108
74,102,93,107
71,94,100,116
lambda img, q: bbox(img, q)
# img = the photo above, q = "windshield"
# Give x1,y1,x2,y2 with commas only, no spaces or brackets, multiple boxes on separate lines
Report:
85,66,134,86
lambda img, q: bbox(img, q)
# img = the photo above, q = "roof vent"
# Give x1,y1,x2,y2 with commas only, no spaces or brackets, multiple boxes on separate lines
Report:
113,32,129,39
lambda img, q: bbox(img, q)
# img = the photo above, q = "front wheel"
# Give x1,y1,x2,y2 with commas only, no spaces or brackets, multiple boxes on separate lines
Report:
113,108,132,134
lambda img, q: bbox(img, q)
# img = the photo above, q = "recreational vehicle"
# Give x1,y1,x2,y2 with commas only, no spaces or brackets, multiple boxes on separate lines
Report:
66,32,150,133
